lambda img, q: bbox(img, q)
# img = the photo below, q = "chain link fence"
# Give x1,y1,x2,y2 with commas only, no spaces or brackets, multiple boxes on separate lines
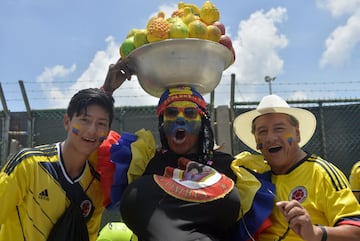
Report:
1,100,360,227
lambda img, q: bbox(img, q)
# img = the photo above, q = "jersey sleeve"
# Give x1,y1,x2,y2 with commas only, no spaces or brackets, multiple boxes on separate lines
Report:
317,161,360,226
0,151,31,222
350,161,360,190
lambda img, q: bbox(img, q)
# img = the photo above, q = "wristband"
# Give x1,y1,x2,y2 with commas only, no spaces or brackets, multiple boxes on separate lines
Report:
317,225,327,241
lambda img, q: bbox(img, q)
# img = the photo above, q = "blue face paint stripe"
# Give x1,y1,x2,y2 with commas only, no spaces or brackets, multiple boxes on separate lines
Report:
163,119,202,137
72,127,80,135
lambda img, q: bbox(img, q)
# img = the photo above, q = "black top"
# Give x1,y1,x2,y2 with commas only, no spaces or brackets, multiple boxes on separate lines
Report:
120,150,240,241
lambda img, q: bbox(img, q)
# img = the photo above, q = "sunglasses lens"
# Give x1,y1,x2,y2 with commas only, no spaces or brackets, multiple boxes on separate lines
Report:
184,107,198,119
165,107,179,118
164,107,199,119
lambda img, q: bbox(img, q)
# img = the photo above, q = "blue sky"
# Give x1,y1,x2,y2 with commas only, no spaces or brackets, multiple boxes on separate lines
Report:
1,0,360,111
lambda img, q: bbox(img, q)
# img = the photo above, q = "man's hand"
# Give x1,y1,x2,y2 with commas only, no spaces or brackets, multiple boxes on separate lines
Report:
102,58,133,95
276,200,322,241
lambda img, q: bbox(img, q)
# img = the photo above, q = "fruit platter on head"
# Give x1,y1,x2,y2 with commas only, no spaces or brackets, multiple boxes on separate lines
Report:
120,0,236,98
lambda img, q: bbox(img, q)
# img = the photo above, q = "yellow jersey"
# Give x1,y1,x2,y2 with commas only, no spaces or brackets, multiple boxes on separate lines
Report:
0,143,104,241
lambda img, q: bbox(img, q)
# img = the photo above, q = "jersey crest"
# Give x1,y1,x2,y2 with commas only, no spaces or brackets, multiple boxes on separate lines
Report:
289,186,307,203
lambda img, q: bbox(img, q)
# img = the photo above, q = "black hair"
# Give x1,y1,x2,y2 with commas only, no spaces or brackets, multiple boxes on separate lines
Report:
66,88,115,126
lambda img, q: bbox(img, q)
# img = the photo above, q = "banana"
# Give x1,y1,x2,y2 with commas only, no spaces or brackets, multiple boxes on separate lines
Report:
184,3,200,16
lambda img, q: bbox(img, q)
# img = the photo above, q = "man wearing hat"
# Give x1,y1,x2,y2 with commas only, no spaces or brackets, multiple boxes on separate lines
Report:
232,94,360,240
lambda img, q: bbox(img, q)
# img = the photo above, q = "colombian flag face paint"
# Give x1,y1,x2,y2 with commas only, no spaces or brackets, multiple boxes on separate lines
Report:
163,101,202,137
72,124,81,135
164,101,201,122
284,133,293,144
157,87,207,117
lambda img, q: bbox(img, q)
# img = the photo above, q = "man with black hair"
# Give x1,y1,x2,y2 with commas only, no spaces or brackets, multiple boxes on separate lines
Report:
0,88,116,241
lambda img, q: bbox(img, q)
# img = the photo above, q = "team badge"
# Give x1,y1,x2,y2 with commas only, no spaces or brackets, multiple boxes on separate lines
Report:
80,200,92,218
289,186,307,203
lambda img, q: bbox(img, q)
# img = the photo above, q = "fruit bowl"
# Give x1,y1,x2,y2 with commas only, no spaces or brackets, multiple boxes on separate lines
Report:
125,39,234,97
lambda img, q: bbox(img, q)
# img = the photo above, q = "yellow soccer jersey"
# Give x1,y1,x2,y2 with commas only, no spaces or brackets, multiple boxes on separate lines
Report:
350,161,360,201
0,143,104,241
258,154,360,241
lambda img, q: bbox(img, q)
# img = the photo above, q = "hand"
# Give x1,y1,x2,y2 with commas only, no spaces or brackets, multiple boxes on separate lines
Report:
102,58,133,94
276,200,322,241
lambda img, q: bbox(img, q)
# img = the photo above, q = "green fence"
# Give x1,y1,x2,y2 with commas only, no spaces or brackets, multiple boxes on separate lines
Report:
1,100,360,228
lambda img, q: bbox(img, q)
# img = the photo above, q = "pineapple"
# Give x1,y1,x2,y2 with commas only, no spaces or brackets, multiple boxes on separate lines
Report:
146,12,170,42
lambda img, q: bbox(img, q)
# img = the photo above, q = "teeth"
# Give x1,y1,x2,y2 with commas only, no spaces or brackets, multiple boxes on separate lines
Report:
83,137,95,142
172,136,185,144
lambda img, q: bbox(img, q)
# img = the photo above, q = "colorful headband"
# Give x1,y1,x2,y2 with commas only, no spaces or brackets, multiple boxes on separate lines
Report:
157,86,207,116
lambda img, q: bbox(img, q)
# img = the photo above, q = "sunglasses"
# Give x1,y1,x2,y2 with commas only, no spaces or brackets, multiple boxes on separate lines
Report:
164,107,200,119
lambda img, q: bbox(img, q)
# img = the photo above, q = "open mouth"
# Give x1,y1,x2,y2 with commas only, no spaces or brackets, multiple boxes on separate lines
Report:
172,129,186,144
268,146,282,153
82,137,96,143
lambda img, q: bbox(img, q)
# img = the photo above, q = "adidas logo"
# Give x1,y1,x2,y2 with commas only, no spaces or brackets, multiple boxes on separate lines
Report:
38,189,49,201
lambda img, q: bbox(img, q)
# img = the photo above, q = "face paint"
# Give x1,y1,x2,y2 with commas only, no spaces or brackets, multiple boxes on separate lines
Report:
285,133,293,144
163,101,201,120
255,136,263,150
164,106,200,120
163,100,202,137
163,117,202,137
72,124,80,135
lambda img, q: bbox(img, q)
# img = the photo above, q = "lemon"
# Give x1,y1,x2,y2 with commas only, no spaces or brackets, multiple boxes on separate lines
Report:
126,28,142,38
188,19,208,39
169,18,189,39
182,7,196,25
134,29,148,48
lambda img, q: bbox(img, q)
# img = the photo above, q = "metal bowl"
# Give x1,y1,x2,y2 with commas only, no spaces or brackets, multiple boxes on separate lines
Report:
125,39,234,97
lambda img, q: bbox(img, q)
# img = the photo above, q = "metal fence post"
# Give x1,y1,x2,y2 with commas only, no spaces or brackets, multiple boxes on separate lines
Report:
0,83,10,166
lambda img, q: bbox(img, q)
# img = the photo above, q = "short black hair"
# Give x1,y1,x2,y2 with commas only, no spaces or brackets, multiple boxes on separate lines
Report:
66,88,115,126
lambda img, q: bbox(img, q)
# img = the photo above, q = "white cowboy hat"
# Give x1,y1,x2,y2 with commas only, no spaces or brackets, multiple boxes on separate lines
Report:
233,94,316,152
